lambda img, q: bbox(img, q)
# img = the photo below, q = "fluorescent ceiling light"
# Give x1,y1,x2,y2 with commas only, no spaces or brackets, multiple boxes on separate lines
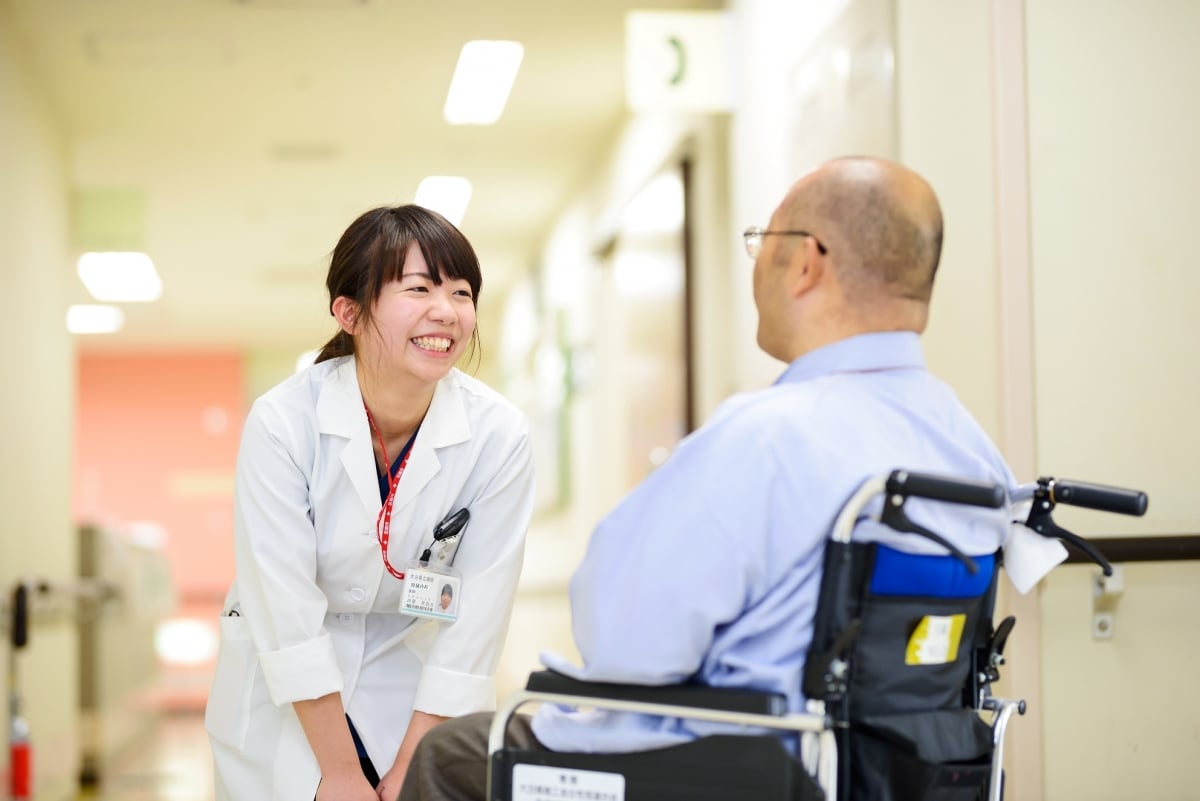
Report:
77,251,163,301
443,40,524,125
415,176,473,227
66,304,125,334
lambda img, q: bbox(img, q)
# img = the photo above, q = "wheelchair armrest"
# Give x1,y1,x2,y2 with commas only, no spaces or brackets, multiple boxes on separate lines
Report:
524,670,789,716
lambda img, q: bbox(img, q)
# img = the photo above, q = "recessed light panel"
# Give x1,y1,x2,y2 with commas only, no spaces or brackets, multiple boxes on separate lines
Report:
77,252,163,302
414,176,473,227
443,40,524,125
66,304,125,335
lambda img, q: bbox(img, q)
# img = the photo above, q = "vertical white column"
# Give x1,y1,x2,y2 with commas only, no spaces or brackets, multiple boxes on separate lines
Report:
990,1,1042,799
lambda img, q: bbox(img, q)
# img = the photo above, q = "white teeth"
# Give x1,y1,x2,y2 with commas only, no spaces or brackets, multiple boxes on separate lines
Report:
412,336,451,353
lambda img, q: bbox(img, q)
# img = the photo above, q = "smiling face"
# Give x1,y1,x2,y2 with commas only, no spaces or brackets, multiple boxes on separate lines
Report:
319,205,484,374
359,243,478,388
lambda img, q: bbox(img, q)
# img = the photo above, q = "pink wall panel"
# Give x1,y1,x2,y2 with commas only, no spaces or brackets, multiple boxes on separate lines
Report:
73,352,245,601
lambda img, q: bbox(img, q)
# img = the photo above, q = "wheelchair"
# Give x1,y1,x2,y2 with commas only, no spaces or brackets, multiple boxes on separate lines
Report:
487,469,1148,801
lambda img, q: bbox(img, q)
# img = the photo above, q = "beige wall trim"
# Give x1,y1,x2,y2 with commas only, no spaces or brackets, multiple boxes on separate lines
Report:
990,1,1043,799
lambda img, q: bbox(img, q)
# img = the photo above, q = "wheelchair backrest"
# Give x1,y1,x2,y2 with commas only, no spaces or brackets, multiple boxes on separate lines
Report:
804,539,999,718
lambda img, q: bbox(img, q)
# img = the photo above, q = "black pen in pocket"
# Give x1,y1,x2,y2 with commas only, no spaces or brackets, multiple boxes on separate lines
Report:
420,508,470,565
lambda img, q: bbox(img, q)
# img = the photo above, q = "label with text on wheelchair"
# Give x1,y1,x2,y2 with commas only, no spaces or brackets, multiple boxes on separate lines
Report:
513,764,625,801
398,562,461,623
906,613,966,665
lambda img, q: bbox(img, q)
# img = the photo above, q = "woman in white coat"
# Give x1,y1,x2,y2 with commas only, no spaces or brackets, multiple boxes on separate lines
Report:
204,205,536,801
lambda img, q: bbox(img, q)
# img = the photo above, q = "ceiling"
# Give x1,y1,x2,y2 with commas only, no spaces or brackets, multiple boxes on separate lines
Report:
5,0,724,354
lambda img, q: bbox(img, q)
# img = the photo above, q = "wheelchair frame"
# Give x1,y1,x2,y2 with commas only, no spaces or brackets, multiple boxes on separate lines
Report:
487,470,1147,801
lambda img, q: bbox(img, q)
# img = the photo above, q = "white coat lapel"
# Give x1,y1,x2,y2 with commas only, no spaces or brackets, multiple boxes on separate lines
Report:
389,372,471,513
317,357,381,515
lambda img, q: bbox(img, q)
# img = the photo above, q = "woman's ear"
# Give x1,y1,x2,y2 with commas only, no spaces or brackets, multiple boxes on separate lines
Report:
331,296,359,335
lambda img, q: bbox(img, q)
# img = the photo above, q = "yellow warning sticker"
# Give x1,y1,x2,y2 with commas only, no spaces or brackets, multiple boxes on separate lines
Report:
905,614,966,665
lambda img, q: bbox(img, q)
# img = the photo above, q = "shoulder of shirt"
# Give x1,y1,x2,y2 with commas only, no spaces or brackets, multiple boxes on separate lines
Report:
705,380,821,430
670,384,815,465
442,370,534,451
689,368,924,455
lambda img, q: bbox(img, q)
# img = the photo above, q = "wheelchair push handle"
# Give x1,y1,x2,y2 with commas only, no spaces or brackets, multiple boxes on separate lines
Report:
1046,478,1148,516
887,470,1006,509
1017,477,1150,577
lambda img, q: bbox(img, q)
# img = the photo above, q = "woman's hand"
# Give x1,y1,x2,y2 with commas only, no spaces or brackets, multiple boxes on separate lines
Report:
377,710,450,801
295,694,379,801
316,771,379,801
374,764,406,801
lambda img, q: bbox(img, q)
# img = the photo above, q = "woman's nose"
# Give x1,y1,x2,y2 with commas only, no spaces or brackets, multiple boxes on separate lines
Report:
428,288,457,323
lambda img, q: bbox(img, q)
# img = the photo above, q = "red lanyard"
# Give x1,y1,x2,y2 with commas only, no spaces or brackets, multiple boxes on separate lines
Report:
366,405,412,581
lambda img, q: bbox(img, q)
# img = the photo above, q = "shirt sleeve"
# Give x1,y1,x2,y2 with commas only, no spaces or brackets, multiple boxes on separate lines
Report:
411,421,536,715
232,401,344,706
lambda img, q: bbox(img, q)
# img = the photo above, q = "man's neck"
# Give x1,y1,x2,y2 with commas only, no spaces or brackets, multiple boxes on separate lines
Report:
787,305,926,362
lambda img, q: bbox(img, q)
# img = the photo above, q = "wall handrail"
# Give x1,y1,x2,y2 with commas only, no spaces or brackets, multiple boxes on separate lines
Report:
1061,534,1200,565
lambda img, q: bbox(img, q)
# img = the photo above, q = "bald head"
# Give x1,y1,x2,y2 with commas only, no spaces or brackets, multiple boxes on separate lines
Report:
781,157,943,306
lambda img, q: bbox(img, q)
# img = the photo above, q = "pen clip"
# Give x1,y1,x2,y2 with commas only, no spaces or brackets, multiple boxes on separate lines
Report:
433,508,470,541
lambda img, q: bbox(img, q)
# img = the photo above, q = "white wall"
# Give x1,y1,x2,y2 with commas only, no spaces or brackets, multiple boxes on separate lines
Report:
1025,1,1200,798
0,7,80,799
895,0,1003,439
1026,0,1200,533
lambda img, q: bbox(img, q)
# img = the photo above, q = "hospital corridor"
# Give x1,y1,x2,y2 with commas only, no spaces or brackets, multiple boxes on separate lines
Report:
77,715,213,801
2,0,1199,800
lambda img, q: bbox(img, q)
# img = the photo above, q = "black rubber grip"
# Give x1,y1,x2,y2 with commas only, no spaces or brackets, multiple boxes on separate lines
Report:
887,470,1005,509
1051,480,1148,516
11,583,29,649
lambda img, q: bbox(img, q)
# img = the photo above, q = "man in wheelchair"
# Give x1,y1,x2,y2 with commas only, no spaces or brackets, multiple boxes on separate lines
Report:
397,156,1019,801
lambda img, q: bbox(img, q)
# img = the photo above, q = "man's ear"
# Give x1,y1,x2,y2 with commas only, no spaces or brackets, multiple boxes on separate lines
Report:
784,236,826,299
331,296,359,335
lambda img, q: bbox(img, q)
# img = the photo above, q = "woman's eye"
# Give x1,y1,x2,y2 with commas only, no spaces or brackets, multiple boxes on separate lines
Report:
406,285,429,293
454,289,473,299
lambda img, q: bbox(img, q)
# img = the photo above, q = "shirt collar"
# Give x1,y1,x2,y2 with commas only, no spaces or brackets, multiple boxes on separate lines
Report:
775,331,926,385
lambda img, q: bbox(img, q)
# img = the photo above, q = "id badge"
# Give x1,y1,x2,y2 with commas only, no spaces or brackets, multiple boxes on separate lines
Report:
399,562,462,623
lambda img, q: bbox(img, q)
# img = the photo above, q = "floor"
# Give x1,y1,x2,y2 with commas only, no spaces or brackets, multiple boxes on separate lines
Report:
79,712,214,801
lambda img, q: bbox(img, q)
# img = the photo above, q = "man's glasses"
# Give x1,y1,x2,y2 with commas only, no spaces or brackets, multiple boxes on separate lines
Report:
743,226,828,258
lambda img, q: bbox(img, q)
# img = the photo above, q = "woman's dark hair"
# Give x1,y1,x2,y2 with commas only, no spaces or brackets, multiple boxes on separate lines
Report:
314,205,483,365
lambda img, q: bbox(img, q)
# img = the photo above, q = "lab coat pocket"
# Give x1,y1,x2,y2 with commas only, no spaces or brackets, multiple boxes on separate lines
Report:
204,615,258,749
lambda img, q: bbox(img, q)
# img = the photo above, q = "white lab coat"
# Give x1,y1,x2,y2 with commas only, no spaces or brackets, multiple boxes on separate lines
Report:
204,356,535,801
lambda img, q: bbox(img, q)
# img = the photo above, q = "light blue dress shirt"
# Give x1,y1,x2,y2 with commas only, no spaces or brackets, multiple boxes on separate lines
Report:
532,332,1015,754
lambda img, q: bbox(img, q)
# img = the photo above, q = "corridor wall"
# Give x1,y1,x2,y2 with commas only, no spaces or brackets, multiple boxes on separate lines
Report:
0,6,80,800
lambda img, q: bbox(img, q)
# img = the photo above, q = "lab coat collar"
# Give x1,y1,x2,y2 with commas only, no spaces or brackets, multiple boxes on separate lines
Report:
316,357,472,515
387,372,471,512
